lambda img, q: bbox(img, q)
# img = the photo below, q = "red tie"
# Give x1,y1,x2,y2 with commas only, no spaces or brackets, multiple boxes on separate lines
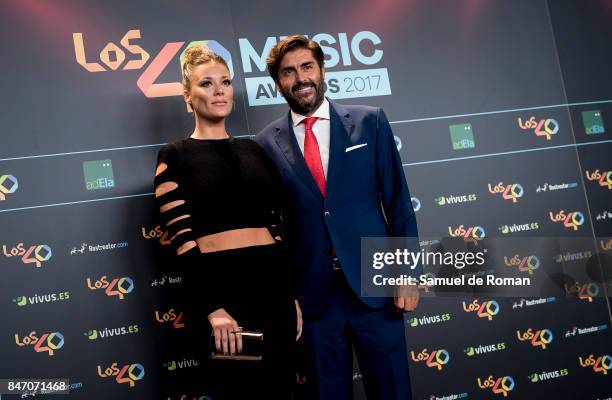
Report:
302,117,326,197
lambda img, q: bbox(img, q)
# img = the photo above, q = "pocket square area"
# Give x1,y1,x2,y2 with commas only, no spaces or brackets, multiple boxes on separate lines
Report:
345,143,368,152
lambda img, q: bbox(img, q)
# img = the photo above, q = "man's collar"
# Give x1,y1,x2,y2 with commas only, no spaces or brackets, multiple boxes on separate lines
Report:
291,97,330,127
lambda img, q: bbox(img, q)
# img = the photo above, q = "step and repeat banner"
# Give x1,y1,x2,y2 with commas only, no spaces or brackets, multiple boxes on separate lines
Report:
0,0,610,399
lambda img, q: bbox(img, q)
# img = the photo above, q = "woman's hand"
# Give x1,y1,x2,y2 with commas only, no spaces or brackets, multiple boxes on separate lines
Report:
208,308,242,355
295,300,303,341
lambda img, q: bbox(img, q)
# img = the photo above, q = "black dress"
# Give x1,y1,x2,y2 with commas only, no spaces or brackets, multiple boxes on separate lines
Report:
154,137,296,399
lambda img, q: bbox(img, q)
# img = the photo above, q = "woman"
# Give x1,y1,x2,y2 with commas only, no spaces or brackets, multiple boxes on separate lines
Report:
154,45,301,398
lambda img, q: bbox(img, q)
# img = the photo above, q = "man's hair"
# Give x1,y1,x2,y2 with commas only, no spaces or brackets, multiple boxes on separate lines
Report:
266,35,324,83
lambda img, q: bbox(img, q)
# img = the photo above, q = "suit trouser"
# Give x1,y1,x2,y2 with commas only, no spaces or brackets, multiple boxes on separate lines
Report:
302,269,412,400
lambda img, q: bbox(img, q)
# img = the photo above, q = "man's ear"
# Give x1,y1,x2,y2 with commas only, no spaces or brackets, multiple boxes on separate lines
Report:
321,65,325,80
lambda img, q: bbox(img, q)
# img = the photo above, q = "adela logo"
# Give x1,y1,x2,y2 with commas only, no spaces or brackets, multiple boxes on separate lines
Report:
477,375,514,397
449,123,475,150
518,116,559,140
410,348,450,371
0,174,18,201
462,299,500,321
73,30,233,99
15,330,64,356
579,354,611,375
488,182,524,203
448,224,485,244
2,243,52,268
585,169,612,190
516,328,554,349
97,362,145,387
504,254,539,275
86,275,135,299
549,210,585,231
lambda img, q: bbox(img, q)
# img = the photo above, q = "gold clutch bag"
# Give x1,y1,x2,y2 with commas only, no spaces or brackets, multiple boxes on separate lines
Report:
210,329,264,361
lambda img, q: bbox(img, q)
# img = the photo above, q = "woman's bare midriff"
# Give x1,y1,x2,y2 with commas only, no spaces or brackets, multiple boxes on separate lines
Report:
195,227,276,253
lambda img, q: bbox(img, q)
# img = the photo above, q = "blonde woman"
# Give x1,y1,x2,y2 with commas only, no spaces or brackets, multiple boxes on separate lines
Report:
154,46,301,398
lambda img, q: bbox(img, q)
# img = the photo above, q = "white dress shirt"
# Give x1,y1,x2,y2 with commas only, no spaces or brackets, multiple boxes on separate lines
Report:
290,98,331,179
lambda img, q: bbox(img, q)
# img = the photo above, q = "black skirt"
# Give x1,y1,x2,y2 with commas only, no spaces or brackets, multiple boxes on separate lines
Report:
186,242,297,399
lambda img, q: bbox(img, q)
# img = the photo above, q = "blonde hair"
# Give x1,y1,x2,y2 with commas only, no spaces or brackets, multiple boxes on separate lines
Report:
181,45,229,91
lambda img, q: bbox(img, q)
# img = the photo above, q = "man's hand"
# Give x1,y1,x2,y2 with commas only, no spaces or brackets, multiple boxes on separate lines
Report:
394,284,420,312
208,308,242,355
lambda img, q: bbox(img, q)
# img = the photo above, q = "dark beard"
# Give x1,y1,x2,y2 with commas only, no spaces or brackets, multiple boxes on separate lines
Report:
280,80,325,115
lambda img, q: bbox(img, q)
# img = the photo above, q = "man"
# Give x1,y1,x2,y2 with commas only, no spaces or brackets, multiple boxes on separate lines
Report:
256,35,420,399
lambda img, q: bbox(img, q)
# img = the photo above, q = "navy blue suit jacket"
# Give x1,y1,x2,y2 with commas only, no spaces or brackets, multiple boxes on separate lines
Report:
256,100,419,319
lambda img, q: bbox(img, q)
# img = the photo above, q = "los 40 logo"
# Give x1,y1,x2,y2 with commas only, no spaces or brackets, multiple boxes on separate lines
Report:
155,308,185,329
579,354,611,375
410,348,450,371
0,174,18,201
73,30,233,99
97,362,145,387
518,116,559,140
86,275,135,299
448,225,486,244
477,375,515,397
516,328,554,349
462,299,500,321
2,243,52,268
488,182,524,203
15,330,64,356
141,225,170,245
504,254,540,275
549,210,585,231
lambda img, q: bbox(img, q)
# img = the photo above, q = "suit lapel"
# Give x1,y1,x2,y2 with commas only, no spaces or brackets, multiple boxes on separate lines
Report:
326,101,354,201
274,112,324,201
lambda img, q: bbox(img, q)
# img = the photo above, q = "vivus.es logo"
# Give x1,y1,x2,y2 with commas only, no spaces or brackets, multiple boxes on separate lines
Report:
13,291,70,307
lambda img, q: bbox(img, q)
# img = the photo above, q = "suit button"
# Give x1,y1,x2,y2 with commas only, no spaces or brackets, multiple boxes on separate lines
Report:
324,211,330,217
